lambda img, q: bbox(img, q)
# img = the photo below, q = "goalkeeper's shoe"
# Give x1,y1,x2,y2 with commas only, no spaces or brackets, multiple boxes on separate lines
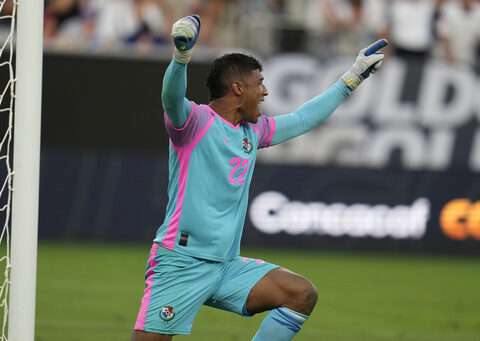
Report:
340,39,388,91
171,14,201,64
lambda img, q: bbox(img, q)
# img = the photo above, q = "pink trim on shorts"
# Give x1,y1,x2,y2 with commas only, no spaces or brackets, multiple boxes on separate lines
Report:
134,243,160,330
161,115,216,250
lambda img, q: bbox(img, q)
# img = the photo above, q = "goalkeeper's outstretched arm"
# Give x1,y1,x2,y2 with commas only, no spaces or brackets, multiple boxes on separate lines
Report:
161,15,201,128
270,39,387,146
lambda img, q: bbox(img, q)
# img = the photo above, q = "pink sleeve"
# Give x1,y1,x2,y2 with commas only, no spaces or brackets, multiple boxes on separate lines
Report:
251,114,276,149
164,102,213,147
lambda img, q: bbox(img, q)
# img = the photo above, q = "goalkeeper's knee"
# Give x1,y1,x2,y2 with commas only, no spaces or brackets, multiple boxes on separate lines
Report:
171,14,201,64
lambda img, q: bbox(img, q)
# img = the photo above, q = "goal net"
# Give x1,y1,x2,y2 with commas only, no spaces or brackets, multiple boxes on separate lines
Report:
0,1,17,340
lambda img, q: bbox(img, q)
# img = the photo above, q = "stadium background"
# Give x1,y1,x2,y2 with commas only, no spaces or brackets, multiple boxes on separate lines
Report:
39,50,480,253
5,0,480,340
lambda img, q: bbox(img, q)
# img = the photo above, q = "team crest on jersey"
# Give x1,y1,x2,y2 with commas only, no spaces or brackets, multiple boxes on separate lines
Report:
160,305,175,322
243,138,253,153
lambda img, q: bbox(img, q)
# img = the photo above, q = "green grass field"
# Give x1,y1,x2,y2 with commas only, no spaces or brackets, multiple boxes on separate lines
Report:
32,242,480,341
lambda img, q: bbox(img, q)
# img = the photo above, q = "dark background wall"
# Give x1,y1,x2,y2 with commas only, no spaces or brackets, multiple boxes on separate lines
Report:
42,53,210,152
3,52,477,254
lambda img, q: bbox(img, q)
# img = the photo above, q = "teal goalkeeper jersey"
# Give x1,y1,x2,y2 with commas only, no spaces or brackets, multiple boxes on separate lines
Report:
154,102,276,261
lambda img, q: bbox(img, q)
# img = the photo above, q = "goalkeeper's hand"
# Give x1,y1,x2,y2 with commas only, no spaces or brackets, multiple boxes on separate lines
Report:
340,39,388,91
171,14,201,64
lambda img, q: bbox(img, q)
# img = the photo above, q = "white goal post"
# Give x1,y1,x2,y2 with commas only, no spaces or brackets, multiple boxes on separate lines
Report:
8,1,43,340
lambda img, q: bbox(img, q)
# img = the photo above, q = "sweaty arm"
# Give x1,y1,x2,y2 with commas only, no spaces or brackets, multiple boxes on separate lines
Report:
270,81,350,146
161,60,192,128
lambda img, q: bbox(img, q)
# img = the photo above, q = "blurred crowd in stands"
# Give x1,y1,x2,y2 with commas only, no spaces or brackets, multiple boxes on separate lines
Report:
2,0,480,68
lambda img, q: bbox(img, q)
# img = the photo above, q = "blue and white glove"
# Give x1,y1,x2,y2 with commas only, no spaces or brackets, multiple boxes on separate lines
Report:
171,14,201,64
340,39,388,91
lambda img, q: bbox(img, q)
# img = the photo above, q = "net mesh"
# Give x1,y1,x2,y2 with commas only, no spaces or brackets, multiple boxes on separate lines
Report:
0,1,16,340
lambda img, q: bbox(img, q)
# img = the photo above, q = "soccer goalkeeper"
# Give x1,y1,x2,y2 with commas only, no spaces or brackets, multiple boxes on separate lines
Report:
132,14,387,341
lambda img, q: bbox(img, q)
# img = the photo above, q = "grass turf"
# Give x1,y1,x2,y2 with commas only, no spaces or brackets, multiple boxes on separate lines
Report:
31,242,480,341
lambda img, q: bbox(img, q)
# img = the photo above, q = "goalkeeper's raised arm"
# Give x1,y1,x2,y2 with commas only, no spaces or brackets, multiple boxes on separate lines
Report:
270,39,388,146
161,14,201,128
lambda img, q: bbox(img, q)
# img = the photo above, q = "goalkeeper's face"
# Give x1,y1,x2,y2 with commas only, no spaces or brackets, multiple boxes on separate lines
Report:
241,69,268,123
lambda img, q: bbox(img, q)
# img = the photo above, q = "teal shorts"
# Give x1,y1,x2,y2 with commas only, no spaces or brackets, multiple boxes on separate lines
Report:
133,243,279,335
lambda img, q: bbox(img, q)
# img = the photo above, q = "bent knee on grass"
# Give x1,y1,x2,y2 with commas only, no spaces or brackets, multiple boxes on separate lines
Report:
247,267,318,315
282,274,318,315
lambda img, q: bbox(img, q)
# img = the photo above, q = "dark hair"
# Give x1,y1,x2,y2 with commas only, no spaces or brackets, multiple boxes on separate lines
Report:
206,53,262,101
